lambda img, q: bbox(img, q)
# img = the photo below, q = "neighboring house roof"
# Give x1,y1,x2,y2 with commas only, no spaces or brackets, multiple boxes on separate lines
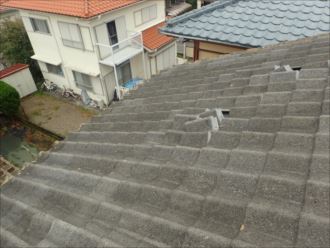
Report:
0,64,29,79
143,22,175,51
0,0,9,12
2,0,140,18
161,0,330,47
1,33,329,248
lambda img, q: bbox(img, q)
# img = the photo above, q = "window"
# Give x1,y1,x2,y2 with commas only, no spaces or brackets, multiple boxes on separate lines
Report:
58,22,84,49
30,18,50,34
134,5,157,26
107,21,118,45
72,71,93,91
46,63,64,76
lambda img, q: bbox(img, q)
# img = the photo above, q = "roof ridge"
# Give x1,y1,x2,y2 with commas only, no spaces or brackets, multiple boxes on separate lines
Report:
166,0,240,27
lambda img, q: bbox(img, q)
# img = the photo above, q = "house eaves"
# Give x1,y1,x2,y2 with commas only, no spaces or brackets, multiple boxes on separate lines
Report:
2,0,142,19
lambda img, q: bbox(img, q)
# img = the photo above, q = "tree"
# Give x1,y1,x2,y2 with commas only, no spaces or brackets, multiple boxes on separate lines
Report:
0,81,20,116
0,19,43,83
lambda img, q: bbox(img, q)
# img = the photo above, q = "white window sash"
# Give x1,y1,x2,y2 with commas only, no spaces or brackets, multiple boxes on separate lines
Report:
30,18,50,34
73,71,93,91
59,22,84,49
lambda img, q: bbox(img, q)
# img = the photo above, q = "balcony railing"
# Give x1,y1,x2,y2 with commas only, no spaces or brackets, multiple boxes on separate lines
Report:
96,31,143,66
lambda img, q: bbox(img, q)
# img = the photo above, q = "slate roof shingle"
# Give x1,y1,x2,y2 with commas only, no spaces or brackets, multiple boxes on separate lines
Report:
1,33,329,248
2,0,140,18
161,0,330,47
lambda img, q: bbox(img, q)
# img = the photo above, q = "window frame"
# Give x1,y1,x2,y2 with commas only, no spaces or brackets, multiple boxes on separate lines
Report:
72,70,93,92
45,63,64,77
134,4,157,27
30,17,51,34
58,21,85,50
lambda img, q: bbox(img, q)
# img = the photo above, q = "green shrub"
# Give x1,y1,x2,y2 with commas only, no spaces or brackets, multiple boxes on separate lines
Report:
0,80,20,116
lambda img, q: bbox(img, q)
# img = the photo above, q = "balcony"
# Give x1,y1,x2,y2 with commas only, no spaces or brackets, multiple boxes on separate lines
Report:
96,32,143,67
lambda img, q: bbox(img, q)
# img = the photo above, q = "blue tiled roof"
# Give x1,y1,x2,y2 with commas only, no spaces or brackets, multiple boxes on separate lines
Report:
161,0,330,47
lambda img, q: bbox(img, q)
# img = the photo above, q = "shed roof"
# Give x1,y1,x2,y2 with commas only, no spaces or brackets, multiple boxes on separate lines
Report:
161,0,330,47
143,22,175,51
2,0,140,18
0,64,29,79
1,33,329,248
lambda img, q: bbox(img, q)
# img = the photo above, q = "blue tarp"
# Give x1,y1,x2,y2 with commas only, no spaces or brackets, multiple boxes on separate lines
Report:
122,78,143,89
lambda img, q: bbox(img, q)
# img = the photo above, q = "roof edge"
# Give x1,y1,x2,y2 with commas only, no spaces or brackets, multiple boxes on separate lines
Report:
0,64,29,79
160,30,256,49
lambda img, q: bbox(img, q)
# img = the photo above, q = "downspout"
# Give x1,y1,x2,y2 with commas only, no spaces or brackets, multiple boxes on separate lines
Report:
160,31,254,49
113,63,121,100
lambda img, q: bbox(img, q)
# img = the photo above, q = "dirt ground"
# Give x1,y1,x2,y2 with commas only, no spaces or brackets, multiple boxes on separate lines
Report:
21,93,96,136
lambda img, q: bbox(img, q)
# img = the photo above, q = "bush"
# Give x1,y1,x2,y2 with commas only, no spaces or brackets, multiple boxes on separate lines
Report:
0,81,20,116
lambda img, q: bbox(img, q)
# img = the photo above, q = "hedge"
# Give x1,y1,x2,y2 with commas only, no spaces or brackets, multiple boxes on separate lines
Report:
0,80,20,116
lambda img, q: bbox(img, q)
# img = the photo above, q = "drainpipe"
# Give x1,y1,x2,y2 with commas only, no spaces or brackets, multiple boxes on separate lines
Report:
113,64,121,100
141,34,146,80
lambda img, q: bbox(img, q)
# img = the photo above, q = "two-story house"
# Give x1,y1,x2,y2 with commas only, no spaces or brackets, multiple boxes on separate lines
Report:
3,0,176,104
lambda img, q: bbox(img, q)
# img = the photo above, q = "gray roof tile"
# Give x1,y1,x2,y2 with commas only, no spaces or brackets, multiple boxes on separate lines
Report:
1,33,329,247
161,0,330,47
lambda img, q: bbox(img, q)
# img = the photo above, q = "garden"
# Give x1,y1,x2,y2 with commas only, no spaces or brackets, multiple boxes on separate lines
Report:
0,81,56,167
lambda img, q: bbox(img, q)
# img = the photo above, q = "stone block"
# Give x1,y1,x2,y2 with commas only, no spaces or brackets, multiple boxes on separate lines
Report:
239,131,275,151
273,132,314,154
208,131,241,150
226,149,266,174
195,147,229,170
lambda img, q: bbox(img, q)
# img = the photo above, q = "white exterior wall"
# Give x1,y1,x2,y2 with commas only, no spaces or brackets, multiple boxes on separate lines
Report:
148,43,177,75
20,9,106,103
18,0,171,104
91,1,165,34
130,53,145,79
1,68,37,98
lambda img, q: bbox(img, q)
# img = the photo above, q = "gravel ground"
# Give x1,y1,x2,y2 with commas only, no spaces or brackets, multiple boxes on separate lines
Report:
21,93,97,136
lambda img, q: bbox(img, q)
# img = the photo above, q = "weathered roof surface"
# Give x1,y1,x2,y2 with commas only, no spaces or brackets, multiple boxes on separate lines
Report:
143,22,175,51
2,0,140,18
1,33,330,248
0,64,29,79
161,0,330,47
